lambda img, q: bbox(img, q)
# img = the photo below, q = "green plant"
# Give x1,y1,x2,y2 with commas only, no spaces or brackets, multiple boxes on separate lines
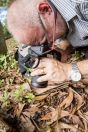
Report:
72,50,84,61
0,0,13,7
14,84,35,103
1,90,10,107
0,52,18,70
14,85,24,102
24,92,35,103
0,79,4,87
46,127,52,132
0,54,7,69
25,66,32,73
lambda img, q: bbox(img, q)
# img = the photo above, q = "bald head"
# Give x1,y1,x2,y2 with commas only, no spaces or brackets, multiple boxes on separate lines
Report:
7,0,45,43
7,0,67,45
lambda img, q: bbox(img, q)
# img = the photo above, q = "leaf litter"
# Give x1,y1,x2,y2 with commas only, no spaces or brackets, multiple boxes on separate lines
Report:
0,48,88,132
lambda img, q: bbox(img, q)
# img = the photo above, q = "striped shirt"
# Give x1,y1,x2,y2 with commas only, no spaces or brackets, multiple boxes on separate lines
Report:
50,0,88,47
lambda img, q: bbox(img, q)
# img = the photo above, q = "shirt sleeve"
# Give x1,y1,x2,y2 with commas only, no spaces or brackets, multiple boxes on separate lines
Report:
71,0,88,21
67,0,88,47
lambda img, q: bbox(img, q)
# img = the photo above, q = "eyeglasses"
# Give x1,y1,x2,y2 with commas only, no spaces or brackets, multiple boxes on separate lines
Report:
38,13,51,45
29,3,58,55
37,10,58,55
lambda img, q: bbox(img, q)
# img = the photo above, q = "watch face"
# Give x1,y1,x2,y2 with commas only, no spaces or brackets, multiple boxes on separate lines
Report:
71,70,81,82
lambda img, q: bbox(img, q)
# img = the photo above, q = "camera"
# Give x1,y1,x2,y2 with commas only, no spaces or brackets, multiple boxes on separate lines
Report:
16,43,61,88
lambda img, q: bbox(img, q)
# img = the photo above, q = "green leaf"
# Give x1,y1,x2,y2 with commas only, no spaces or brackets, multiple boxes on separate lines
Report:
14,85,24,102
46,127,52,132
0,79,4,87
25,93,35,102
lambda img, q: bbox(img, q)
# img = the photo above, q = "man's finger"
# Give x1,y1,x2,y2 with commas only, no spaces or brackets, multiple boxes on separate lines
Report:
32,58,39,68
37,58,48,68
37,75,48,82
31,69,45,76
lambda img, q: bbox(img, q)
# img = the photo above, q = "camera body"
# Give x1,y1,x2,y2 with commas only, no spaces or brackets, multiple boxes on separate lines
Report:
17,43,61,88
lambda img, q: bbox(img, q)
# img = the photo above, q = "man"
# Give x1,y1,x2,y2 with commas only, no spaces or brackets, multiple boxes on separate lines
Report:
7,0,88,85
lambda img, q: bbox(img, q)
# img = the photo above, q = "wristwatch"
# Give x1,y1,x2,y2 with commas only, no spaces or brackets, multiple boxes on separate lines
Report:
70,63,81,82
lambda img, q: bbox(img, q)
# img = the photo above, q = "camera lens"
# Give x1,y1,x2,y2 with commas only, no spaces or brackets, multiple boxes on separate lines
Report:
31,75,48,88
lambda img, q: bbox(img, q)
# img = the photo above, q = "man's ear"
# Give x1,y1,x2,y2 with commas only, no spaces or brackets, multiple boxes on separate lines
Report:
38,2,52,15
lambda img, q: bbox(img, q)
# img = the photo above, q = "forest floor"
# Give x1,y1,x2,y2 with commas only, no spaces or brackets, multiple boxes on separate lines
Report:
0,38,88,132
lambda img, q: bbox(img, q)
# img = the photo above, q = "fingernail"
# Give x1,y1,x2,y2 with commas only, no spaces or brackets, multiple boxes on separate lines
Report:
31,73,34,76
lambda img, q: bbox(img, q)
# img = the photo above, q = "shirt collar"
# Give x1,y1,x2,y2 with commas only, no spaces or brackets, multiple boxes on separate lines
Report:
50,0,77,22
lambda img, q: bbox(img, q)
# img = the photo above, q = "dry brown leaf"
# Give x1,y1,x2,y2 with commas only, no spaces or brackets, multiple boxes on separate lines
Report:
52,121,62,132
71,88,84,110
30,116,43,132
75,94,84,110
83,112,88,123
83,74,88,79
82,119,88,132
41,112,53,121
41,107,58,123
60,110,70,119
41,108,73,125
70,115,83,127
41,108,71,125
20,115,35,132
84,112,88,120
78,110,88,123
76,81,85,88
24,105,39,117
35,94,49,101
22,111,31,119
50,91,60,97
85,87,88,94
59,122,79,132
71,107,77,115
59,88,73,109
60,111,83,127
82,78,88,85
14,103,25,117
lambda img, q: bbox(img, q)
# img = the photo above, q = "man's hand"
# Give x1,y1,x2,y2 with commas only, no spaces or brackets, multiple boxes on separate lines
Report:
31,58,71,83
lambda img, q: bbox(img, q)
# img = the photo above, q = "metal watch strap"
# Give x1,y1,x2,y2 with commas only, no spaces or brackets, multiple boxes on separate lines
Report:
70,63,81,81
72,63,79,72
